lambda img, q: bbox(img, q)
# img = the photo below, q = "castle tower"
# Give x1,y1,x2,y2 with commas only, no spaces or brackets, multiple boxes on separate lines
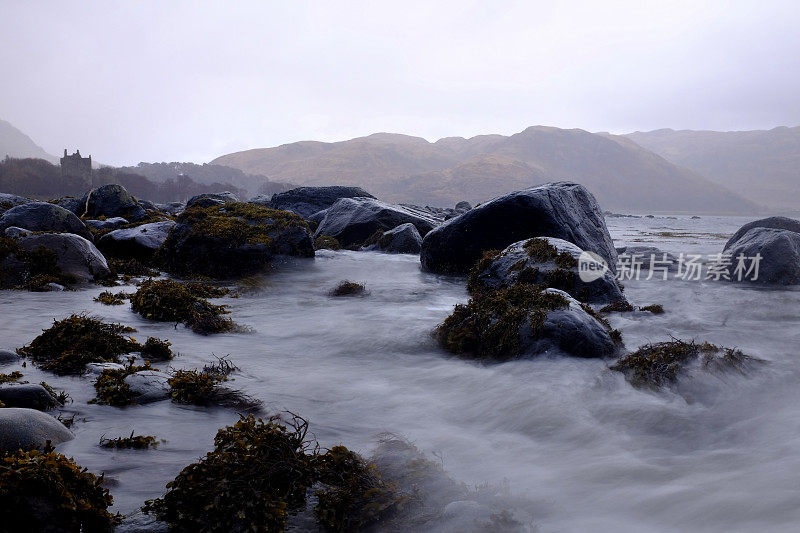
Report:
60,149,92,189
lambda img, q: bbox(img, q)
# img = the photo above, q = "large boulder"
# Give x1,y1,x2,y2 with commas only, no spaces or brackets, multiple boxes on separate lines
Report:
364,223,423,254
420,182,616,275
80,184,148,222
0,408,73,452
723,227,800,284
315,198,438,247
160,202,314,278
98,220,176,260
0,193,32,214
725,216,800,250
54,196,85,215
0,202,92,240
266,186,375,219
437,285,620,360
186,192,239,209
469,237,625,304
0,383,60,411
17,233,111,282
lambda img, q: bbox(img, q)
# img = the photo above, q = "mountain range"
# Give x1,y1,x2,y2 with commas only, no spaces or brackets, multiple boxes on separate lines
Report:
0,119,58,163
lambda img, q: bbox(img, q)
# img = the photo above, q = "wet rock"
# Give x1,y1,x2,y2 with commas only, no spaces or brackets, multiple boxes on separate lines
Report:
186,191,239,209
725,216,800,250
0,193,32,214
124,370,170,404
0,349,21,365
79,184,148,222
0,202,92,240
470,237,624,304
315,197,438,247
365,223,422,254
160,202,314,278
0,383,60,411
98,220,176,260
4,226,32,238
723,227,800,284
454,200,472,213
85,217,129,231
437,285,620,360
0,408,73,452
155,202,184,216
265,186,375,219
421,182,617,275
85,362,126,375
18,233,111,282
54,195,85,215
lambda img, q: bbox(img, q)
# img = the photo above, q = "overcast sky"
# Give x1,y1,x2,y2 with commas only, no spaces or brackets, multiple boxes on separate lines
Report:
2,0,799,165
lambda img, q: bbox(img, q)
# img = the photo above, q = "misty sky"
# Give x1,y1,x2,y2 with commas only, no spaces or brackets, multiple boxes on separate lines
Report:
2,0,799,166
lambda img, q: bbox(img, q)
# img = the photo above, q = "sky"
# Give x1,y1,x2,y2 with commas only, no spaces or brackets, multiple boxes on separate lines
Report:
2,0,799,166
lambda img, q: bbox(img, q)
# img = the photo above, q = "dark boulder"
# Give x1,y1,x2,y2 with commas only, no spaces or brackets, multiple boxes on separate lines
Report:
18,233,111,282
160,202,314,278
98,220,176,260
470,237,624,304
0,383,60,411
724,227,800,284
315,198,438,247
420,182,616,275
266,186,375,219
80,184,148,222
0,408,73,452
54,196,85,215
363,223,423,254
0,202,92,240
724,216,800,250
186,191,239,209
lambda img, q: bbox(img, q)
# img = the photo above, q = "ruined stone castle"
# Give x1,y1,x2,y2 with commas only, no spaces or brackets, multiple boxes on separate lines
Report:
60,149,92,188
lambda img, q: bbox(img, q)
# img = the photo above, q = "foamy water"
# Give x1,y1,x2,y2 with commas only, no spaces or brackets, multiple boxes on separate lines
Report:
2,214,800,532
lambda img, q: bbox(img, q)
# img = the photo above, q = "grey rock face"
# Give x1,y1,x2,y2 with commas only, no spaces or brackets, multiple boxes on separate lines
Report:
98,220,176,260
724,227,800,284
186,191,239,209
266,186,375,219
420,182,616,275
0,202,92,240
315,197,439,247
0,408,73,452
521,289,618,358
124,370,170,404
85,217,129,231
724,216,800,250
472,238,625,304
18,233,111,282
373,223,423,254
80,184,148,222
0,383,60,411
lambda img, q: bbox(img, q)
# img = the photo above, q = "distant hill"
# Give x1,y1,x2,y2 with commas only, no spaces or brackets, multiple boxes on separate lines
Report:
625,127,800,210
0,119,57,163
213,126,757,214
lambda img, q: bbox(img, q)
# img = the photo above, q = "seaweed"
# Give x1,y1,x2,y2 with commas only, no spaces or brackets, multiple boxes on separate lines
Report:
315,235,342,250
167,367,260,411
94,290,132,305
0,371,23,384
0,449,121,532
437,284,569,360
99,431,160,450
90,359,155,406
330,281,366,297
640,304,665,314
599,300,635,313
16,314,140,375
140,337,174,360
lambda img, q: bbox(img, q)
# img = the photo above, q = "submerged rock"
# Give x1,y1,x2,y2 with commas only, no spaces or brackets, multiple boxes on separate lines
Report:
98,220,176,260
17,233,111,282
421,182,617,275
80,184,148,222
0,202,92,240
315,197,438,247
124,370,170,404
0,408,73,452
266,185,375,219
469,237,625,304
724,227,800,285
437,285,620,360
160,202,314,278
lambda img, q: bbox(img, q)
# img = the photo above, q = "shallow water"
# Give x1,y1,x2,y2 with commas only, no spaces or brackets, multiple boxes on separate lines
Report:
3,214,800,532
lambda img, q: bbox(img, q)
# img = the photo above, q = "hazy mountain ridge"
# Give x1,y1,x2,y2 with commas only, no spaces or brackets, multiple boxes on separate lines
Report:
0,119,57,163
625,127,800,210
214,126,757,214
